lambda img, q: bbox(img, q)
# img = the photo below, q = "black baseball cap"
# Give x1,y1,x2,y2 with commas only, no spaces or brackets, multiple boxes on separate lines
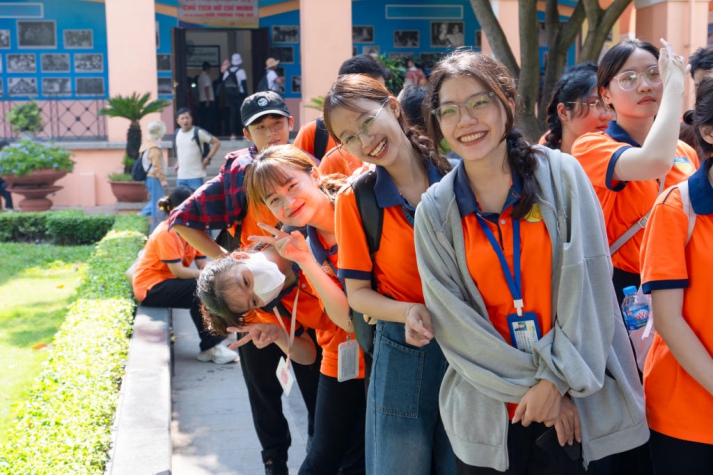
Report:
241,91,290,127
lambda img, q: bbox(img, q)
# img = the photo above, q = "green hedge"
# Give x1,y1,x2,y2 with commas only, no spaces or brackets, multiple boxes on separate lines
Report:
0,211,117,245
0,214,148,475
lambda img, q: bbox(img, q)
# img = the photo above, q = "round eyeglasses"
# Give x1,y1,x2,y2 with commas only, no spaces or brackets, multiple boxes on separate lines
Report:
341,102,388,152
616,65,662,91
432,92,496,127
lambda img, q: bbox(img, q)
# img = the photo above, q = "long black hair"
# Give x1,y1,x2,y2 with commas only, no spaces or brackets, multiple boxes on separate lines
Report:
692,74,713,171
425,48,539,220
544,62,598,150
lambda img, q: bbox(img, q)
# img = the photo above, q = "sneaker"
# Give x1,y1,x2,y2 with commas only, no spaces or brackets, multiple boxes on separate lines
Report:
196,344,239,364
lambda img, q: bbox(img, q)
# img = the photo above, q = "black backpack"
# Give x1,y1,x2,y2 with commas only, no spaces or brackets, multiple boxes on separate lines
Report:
130,149,153,181
349,170,383,355
173,127,210,160
223,69,242,99
256,74,270,93
313,118,329,161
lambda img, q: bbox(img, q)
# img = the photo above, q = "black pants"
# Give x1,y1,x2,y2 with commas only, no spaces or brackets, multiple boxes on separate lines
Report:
298,374,366,475
228,95,246,136
650,430,713,475
238,335,320,465
142,278,223,351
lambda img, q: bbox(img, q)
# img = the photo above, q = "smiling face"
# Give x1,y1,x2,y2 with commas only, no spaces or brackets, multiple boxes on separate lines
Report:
261,166,325,227
600,47,662,120
328,97,409,168
436,76,509,164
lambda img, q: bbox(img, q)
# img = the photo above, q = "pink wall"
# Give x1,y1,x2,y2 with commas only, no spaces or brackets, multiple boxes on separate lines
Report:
299,0,352,125
105,0,162,141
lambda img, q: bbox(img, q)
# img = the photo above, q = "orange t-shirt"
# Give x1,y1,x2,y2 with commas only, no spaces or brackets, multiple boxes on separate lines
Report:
452,165,553,418
132,221,205,301
304,226,365,379
318,146,363,177
293,119,338,161
640,165,713,444
251,268,351,378
335,163,445,305
571,123,699,273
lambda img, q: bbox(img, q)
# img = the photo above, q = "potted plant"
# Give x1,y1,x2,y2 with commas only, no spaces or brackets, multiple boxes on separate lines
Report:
99,93,169,202
6,101,45,140
0,140,75,211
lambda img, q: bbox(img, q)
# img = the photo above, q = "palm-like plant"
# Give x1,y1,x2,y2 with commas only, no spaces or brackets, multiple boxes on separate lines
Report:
99,92,170,173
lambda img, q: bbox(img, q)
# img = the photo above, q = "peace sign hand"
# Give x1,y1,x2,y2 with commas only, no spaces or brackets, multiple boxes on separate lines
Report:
248,222,312,266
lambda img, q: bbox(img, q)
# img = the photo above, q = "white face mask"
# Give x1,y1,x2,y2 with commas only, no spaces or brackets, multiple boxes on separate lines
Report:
242,253,285,305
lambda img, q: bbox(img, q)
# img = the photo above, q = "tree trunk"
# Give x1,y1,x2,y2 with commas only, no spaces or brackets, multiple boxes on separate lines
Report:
515,0,541,140
125,123,142,173
469,0,519,78
579,0,633,62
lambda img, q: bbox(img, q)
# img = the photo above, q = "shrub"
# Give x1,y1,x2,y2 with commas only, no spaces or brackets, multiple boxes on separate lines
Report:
5,102,44,134
46,211,116,245
0,214,148,474
0,211,117,245
0,140,74,177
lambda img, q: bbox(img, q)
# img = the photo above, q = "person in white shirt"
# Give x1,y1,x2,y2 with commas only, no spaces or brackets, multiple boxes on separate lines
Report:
221,53,248,141
198,61,215,134
174,107,221,190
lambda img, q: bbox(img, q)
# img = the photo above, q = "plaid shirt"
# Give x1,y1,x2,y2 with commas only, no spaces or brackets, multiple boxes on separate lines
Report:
168,146,258,232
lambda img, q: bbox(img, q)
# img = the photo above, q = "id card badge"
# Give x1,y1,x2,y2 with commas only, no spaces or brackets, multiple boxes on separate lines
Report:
506,311,541,352
338,339,360,382
276,356,295,396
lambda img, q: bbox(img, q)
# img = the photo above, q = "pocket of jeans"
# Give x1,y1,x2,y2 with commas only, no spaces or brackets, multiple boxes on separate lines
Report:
372,334,424,418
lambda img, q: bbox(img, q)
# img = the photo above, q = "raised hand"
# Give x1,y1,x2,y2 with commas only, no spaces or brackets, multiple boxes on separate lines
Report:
226,323,285,350
248,222,313,265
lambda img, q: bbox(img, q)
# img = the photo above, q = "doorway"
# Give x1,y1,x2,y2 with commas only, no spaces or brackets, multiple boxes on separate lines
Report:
172,27,269,138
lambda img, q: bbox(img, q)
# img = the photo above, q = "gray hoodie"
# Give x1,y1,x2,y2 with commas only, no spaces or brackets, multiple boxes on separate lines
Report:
414,145,648,471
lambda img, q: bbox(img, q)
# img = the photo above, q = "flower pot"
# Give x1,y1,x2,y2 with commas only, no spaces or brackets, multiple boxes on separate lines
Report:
109,180,148,202
1,169,68,212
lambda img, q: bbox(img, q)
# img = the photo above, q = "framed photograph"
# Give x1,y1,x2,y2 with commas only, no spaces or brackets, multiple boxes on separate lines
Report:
186,45,220,67
352,25,374,44
42,77,71,95
76,77,104,95
41,53,70,72
157,54,171,72
8,77,38,95
291,75,301,94
362,45,380,56
269,46,294,64
394,30,419,49
74,53,104,73
0,78,3,94
431,21,464,48
419,52,442,70
388,52,413,67
0,30,9,49
18,20,56,48
63,29,93,49
7,53,36,73
157,77,173,95
272,25,299,44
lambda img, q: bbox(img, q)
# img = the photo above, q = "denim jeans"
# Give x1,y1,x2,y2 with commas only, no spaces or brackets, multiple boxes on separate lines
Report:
139,177,165,233
366,320,455,475
177,177,204,191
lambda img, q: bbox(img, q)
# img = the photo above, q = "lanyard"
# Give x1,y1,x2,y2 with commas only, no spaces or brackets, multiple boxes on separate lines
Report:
476,215,524,316
400,204,415,227
273,289,299,365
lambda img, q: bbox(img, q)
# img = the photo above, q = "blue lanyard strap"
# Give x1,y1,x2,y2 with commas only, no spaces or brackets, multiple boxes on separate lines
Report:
476,215,524,316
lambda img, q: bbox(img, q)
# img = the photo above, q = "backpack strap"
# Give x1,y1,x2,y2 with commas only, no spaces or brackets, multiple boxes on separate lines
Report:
193,126,202,155
609,175,667,256
313,118,329,161
352,170,383,255
676,180,696,245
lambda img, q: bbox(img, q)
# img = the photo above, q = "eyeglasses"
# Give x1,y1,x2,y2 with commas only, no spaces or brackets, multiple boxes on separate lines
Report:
616,65,662,91
565,99,608,113
341,102,388,152
431,92,496,127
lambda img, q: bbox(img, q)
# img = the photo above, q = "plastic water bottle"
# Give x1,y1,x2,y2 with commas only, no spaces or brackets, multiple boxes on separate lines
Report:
621,286,650,331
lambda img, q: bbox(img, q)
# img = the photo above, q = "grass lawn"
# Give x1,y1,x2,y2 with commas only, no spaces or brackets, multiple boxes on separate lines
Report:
0,243,92,438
